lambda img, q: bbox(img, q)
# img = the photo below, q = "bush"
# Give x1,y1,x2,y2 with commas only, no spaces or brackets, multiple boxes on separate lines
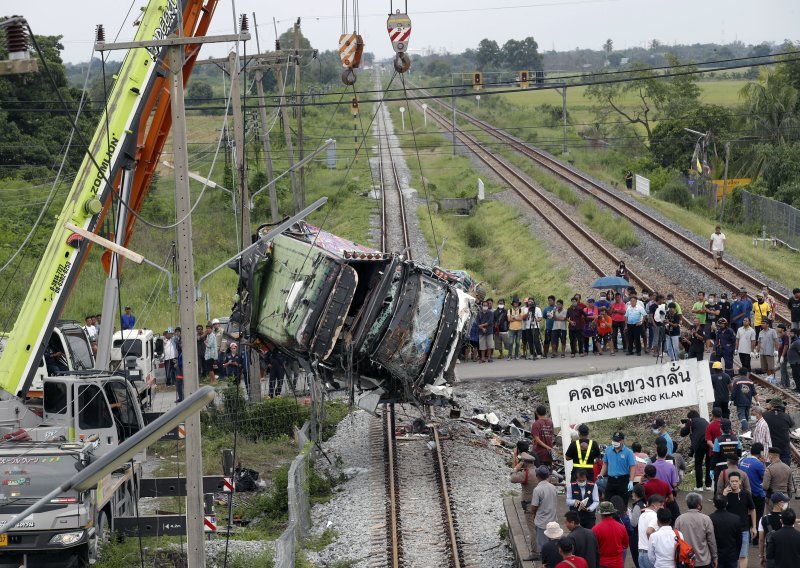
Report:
658,178,693,207
206,384,309,440
462,219,488,248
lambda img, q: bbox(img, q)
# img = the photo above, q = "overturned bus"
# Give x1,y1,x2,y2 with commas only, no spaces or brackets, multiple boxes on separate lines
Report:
230,221,476,409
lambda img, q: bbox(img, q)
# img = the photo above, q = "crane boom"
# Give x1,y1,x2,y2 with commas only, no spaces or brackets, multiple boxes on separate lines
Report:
0,0,185,400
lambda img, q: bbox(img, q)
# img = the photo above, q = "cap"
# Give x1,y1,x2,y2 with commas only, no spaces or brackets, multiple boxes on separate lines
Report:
519,452,535,463
577,424,589,435
712,361,723,370
718,318,728,324
211,318,220,324
770,398,784,406
598,501,616,516
124,305,131,310
612,431,624,441
166,327,174,334
230,342,238,348
721,293,728,298
587,298,595,303
512,296,520,304
651,419,665,429
768,446,781,455
771,492,789,504
535,465,551,478
543,522,564,539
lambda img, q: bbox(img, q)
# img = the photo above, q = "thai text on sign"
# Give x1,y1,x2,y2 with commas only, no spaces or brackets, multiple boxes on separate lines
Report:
547,359,713,425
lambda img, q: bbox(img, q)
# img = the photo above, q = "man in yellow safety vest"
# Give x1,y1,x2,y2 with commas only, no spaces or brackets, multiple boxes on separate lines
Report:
565,424,601,482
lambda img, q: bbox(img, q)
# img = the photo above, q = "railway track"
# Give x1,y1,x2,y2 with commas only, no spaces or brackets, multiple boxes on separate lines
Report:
372,75,466,568
412,93,684,319
408,82,793,326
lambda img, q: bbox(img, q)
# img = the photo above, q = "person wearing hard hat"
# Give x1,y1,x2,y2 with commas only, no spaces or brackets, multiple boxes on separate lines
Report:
710,361,733,419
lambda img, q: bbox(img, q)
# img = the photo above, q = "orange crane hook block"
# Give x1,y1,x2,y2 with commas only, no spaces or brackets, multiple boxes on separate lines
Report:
339,32,364,85
387,10,411,73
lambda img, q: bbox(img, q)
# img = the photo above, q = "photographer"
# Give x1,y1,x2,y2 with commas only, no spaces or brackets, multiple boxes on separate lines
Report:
687,320,706,360
664,303,681,361
649,294,667,356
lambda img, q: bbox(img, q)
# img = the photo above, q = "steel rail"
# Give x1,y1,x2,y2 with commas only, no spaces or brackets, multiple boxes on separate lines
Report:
413,82,792,325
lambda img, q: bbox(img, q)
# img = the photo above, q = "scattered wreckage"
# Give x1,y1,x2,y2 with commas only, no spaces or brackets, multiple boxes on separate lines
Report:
230,221,478,411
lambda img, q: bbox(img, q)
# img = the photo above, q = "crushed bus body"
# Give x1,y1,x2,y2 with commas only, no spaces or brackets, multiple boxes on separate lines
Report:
230,221,476,410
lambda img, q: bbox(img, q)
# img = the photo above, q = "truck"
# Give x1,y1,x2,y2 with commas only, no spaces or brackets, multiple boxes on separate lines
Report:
232,222,476,410
0,0,222,564
110,329,158,408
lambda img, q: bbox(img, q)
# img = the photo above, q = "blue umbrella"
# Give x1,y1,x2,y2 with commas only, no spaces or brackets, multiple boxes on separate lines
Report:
590,276,630,289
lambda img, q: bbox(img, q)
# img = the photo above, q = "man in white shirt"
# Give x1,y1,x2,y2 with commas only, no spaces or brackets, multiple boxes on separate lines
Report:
163,328,178,386
710,226,727,270
637,494,663,568
625,295,648,356
735,317,756,373
648,508,680,568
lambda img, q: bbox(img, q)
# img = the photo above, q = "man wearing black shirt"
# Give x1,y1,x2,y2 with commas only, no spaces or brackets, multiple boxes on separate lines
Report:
565,424,601,481
710,362,732,419
718,292,731,323
705,294,721,351
763,399,795,466
724,471,756,565
680,410,710,491
788,288,800,329
664,303,681,361
688,320,706,360
710,497,743,568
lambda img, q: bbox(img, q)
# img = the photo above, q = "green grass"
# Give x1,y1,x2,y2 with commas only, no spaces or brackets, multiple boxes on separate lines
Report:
579,200,640,249
633,195,800,291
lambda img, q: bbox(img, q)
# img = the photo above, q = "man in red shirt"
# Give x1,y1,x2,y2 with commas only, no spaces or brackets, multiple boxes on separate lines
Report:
591,501,628,568
641,464,673,503
531,405,555,466
555,536,590,568
704,407,724,492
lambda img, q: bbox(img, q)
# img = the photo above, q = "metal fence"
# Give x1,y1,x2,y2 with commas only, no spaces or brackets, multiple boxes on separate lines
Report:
274,422,312,568
741,189,800,251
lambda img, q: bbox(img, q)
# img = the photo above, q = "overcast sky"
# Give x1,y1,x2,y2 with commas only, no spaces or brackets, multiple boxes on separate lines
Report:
21,0,799,64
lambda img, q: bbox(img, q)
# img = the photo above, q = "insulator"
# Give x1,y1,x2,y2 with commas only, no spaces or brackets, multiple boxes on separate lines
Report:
5,18,27,54
239,14,249,33
95,24,106,43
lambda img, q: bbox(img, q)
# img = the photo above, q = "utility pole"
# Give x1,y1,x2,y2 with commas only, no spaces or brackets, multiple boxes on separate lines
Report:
254,69,279,223
168,40,205,568
228,51,251,249
451,73,457,156
719,141,731,223
294,19,306,208
561,86,568,155
276,61,300,213
96,23,250,568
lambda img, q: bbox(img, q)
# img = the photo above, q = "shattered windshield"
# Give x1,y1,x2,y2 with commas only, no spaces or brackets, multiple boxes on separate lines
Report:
360,264,404,354
383,277,446,380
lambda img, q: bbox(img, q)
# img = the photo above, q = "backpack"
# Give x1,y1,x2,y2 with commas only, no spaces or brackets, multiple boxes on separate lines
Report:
674,530,696,568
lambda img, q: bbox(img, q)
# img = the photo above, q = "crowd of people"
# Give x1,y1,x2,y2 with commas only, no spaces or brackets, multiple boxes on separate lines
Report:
509,402,800,567
465,280,800,389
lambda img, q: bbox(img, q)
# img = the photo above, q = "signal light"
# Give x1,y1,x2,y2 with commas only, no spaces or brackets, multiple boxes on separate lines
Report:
472,72,483,90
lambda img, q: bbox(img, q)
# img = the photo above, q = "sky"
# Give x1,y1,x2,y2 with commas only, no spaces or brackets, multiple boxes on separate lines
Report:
18,0,800,64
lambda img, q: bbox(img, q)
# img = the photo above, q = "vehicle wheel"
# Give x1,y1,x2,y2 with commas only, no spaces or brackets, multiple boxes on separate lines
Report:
90,510,110,563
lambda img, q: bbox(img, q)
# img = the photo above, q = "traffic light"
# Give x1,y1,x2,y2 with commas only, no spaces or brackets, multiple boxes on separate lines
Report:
535,70,545,85
519,70,529,89
472,72,483,90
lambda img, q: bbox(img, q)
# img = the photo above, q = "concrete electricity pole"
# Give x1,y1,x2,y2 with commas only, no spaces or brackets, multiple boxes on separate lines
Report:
97,22,250,568
254,69,279,223
293,19,305,208
275,61,300,213
228,51,251,249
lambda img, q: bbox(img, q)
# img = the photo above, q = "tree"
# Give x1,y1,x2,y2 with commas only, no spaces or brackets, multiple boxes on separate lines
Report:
739,73,799,144
187,80,213,102
0,33,94,178
649,105,733,168
603,39,614,55
584,56,701,143
476,39,500,70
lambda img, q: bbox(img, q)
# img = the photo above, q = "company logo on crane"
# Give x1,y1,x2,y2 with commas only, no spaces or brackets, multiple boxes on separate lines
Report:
146,0,180,60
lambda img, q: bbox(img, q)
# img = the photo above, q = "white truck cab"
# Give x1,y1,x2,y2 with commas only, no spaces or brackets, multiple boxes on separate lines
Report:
110,329,157,408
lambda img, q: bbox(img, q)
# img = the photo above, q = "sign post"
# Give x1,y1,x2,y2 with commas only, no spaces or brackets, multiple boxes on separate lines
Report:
547,359,712,482
421,103,428,127
399,106,406,131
